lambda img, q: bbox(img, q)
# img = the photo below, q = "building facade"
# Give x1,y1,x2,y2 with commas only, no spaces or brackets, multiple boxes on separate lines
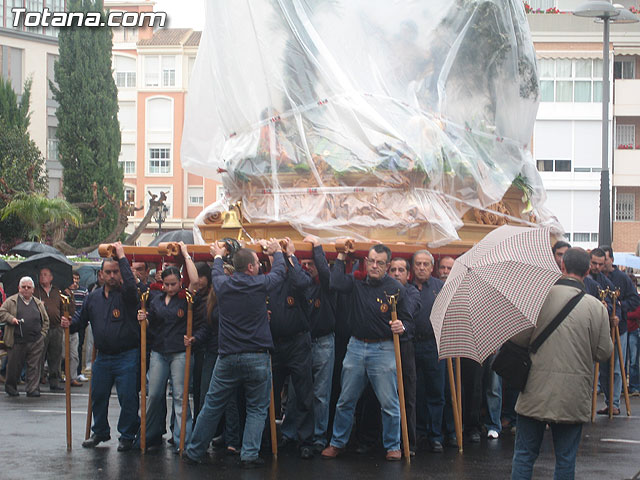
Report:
528,1,640,252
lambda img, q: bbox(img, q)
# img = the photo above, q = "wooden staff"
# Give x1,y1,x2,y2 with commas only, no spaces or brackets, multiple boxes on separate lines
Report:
85,346,96,440
455,357,462,432
446,358,463,453
593,287,608,422
139,291,149,452
179,291,194,456
269,375,278,459
611,289,631,416
387,292,410,462
61,294,72,451
591,362,599,423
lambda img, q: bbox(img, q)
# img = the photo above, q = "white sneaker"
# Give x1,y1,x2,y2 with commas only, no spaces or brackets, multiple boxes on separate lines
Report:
77,374,89,382
487,429,499,439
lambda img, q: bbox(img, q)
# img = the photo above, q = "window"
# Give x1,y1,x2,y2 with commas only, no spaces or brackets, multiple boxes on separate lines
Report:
616,125,635,149
536,159,571,172
148,145,171,174
0,0,4,28
162,56,175,87
591,233,599,243
26,0,43,33
119,144,136,175
614,59,635,80
563,233,571,241
7,0,23,30
47,138,58,161
124,185,135,205
146,97,172,131
47,54,58,100
527,0,555,8
616,193,635,221
0,45,23,94
144,56,176,87
114,56,136,88
538,58,603,103
573,233,591,242
188,186,204,206
216,185,226,201
118,102,136,132
146,186,172,217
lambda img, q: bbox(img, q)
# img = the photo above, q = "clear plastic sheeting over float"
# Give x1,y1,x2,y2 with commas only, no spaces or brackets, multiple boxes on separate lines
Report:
182,0,560,246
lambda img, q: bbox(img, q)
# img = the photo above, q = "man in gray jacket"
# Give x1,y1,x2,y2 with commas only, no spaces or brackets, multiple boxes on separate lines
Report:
510,248,613,480
0,276,49,397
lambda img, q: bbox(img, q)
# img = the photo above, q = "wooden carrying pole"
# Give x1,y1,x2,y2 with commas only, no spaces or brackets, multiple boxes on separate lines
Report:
388,293,410,462
85,347,96,440
591,362,600,423
269,376,278,459
446,358,463,453
179,291,194,456
139,291,149,452
455,357,462,430
610,289,631,416
61,294,72,451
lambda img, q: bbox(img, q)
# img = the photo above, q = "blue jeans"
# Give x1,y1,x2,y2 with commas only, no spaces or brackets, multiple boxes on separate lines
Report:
415,338,447,442
599,330,627,409
145,351,192,448
91,348,140,441
484,353,502,433
186,352,271,462
511,414,583,480
628,330,640,393
199,351,241,448
330,337,400,452
281,333,335,446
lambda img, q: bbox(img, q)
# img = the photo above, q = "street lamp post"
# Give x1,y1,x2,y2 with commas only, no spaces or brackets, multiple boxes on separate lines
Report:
153,204,169,236
573,2,638,247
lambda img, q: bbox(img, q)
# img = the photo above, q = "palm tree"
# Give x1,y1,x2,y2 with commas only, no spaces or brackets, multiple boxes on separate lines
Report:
0,192,82,242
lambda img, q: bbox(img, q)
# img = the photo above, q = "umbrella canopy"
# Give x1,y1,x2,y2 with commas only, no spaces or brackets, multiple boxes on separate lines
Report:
149,229,194,246
75,265,101,289
2,252,73,296
9,242,62,258
613,253,640,270
0,259,11,274
430,225,561,364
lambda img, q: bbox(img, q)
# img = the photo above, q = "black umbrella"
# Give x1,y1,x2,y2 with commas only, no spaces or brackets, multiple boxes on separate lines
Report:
2,252,73,296
75,265,101,289
0,259,11,274
149,229,194,246
9,242,62,258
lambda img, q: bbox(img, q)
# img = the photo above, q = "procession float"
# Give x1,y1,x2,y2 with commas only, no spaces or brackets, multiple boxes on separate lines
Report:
180,0,561,256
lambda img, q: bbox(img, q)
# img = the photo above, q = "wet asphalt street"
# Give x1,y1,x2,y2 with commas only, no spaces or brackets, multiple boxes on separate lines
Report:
2,389,640,479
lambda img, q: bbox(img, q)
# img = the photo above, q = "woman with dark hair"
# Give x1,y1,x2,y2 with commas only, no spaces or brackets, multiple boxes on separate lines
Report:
137,242,202,451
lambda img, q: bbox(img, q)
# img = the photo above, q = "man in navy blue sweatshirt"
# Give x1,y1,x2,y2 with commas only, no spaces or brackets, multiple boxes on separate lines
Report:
185,239,285,468
61,242,140,452
599,245,640,415
321,244,411,462
280,235,337,454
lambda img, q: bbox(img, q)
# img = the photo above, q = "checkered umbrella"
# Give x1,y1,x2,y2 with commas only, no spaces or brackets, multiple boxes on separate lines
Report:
430,225,561,363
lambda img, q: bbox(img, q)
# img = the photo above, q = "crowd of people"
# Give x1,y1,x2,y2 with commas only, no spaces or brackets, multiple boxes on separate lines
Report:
1,237,639,479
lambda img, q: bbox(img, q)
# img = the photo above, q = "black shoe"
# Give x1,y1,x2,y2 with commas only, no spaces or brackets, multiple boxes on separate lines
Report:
312,443,325,455
5,388,19,397
182,453,201,465
26,391,40,398
355,443,374,454
300,447,314,459
82,434,110,448
468,432,481,444
444,436,458,448
241,457,265,469
278,437,295,450
50,385,65,392
429,440,444,453
117,438,135,452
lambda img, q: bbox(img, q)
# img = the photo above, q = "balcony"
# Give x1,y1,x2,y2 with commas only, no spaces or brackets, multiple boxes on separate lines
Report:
615,80,640,117
613,149,640,186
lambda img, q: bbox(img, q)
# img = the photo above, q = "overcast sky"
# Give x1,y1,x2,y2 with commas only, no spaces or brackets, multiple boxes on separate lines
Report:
153,0,205,31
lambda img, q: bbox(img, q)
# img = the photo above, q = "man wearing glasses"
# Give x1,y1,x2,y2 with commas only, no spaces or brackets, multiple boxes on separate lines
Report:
0,276,49,397
322,244,412,461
